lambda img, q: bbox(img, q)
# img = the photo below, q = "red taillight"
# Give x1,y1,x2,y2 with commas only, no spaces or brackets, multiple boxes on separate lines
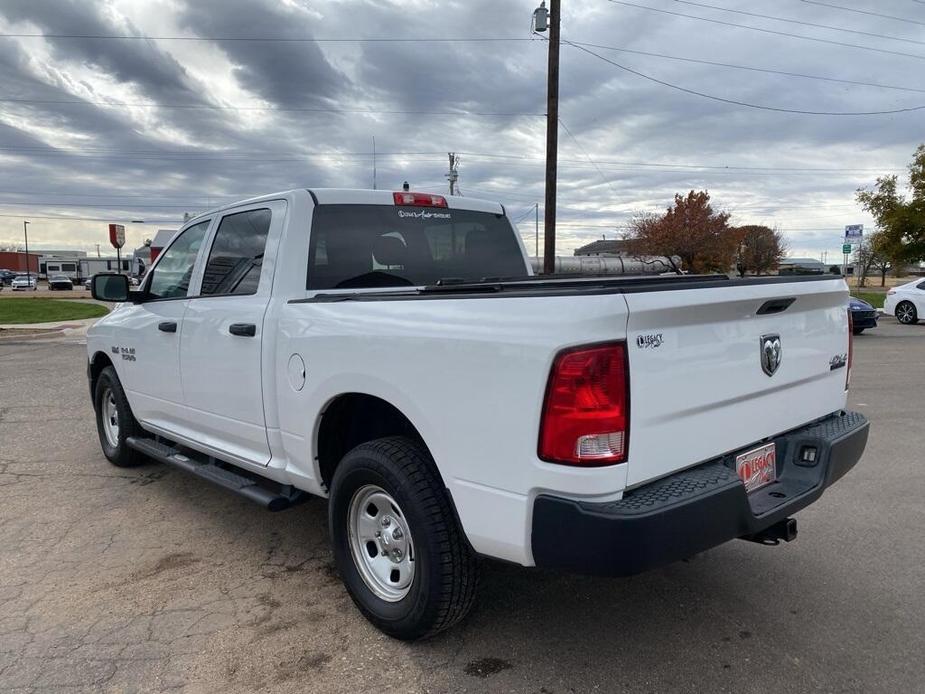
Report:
393,191,448,208
846,308,853,390
538,342,629,466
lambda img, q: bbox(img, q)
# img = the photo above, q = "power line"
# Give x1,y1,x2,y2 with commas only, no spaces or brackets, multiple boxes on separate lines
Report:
0,213,181,222
460,152,901,172
800,0,925,27
0,145,904,172
675,0,925,46
0,33,534,43
564,38,925,115
558,118,619,196
0,200,204,208
0,189,221,199
568,40,925,94
0,97,541,117
606,0,925,62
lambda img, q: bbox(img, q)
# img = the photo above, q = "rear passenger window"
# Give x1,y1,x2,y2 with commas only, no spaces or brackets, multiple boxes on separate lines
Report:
200,209,271,296
917,281,925,290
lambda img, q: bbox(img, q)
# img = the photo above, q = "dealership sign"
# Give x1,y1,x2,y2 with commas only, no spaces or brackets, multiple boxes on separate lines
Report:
108,223,125,249
844,224,863,241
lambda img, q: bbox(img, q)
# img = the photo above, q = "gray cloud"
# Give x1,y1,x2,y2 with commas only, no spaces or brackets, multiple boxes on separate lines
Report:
0,0,922,257
178,0,345,108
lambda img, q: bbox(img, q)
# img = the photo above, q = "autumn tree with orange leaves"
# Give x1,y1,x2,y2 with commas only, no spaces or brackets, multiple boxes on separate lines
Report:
626,190,738,274
733,225,787,277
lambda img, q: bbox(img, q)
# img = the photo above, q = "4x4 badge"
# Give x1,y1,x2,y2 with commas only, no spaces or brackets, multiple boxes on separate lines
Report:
760,334,782,376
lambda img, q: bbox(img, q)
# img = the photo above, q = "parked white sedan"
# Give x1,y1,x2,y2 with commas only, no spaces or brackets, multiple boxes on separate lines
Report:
11,275,37,291
884,279,925,325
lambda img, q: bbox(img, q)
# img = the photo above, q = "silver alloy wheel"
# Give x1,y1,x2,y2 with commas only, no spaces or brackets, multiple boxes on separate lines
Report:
101,387,120,448
347,484,415,602
897,303,915,324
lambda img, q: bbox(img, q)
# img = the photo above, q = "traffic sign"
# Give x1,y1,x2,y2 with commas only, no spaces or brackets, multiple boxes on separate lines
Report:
842,243,852,254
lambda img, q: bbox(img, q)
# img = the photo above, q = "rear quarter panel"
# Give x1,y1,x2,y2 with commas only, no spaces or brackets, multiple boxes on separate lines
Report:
274,293,631,564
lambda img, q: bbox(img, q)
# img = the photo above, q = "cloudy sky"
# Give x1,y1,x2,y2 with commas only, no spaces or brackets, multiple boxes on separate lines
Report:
0,0,922,260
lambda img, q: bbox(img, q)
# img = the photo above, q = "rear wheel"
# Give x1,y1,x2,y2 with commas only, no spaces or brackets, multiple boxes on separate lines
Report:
896,301,918,325
93,366,144,467
329,436,479,640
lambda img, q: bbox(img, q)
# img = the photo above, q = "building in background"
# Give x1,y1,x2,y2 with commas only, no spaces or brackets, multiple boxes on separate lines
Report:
0,251,40,274
778,257,841,275
573,239,632,257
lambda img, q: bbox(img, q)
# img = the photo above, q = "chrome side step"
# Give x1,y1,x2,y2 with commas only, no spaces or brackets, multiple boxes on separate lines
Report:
126,436,305,512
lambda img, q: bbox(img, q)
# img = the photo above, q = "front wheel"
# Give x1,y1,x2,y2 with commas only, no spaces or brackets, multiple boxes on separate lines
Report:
852,327,865,335
328,436,479,640
896,301,918,325
93,366,144,467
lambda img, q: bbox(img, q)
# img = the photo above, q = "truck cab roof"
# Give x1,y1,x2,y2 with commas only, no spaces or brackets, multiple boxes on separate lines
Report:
184,188,504,229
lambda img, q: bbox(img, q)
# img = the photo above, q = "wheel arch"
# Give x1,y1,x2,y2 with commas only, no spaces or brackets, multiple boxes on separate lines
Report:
88,351,114,399
314,392,436,493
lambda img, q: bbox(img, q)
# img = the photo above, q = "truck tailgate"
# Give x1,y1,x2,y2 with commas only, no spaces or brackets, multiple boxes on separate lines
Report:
624,278,849,487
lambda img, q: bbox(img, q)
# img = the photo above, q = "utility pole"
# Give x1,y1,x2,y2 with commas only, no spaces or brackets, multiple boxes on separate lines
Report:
23,220,30,285
534,0,560,274
372,136,377,190
446,152,459,196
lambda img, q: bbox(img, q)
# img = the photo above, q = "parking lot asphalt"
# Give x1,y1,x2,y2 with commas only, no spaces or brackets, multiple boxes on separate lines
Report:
1,320,923,693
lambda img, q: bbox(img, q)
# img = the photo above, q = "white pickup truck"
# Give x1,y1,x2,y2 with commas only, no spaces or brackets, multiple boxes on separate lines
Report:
87,188,868,640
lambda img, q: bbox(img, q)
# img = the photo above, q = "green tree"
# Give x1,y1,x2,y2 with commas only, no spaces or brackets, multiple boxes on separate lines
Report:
856,144,925,267
855,230,893,287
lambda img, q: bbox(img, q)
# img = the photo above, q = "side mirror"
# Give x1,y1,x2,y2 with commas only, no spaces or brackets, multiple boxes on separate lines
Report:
91,273,130,302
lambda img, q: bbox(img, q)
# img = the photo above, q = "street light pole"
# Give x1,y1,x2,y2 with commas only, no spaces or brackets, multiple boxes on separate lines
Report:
23,220,31,285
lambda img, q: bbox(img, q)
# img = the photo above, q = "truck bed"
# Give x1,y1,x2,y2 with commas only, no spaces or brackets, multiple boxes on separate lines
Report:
294,273,837,303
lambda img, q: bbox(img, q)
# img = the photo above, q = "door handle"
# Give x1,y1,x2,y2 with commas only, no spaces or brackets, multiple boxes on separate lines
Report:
229,323,257,337
158,321,177,333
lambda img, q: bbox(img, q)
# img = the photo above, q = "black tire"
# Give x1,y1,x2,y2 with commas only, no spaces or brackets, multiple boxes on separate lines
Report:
328,436,479,640
852,327,865,335
93,366,145,467
896,301,918,325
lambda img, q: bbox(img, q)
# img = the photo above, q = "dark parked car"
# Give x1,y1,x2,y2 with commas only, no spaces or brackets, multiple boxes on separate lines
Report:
0,269,17,286
48,275,74,290
850,297,878,334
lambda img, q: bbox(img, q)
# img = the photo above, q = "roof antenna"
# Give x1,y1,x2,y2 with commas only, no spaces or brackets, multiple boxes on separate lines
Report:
402,181,410,192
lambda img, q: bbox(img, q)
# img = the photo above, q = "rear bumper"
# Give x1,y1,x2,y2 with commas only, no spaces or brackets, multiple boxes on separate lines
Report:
531,411,868,576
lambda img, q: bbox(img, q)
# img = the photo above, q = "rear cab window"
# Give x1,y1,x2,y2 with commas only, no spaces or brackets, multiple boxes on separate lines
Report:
307,205,527,290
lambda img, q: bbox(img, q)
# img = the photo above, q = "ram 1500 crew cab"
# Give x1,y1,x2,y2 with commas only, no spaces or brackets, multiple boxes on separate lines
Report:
87,188,869,640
